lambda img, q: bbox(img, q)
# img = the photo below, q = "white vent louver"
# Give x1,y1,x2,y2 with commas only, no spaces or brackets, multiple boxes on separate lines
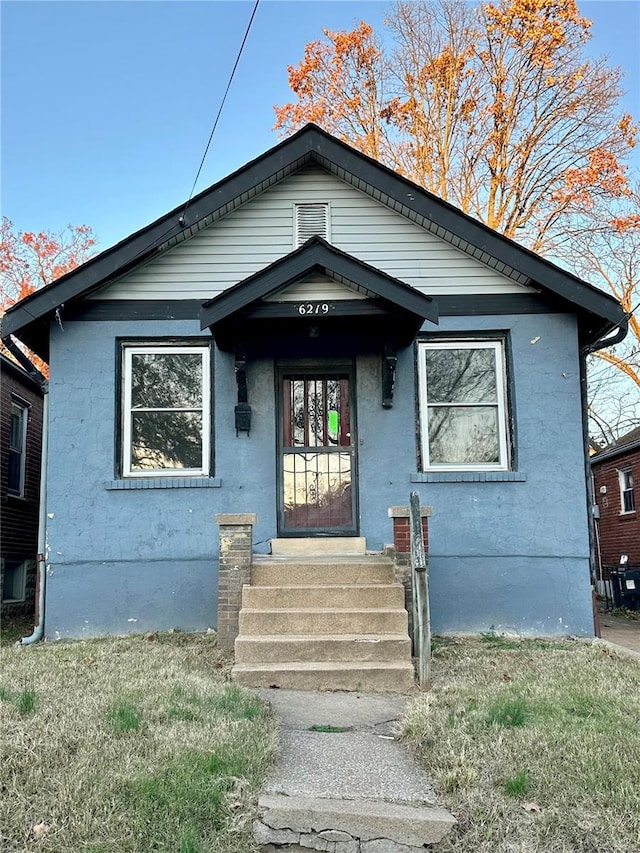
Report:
295,203,329,247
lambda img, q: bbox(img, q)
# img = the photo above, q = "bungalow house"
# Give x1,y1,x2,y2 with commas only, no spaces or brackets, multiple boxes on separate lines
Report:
1,125,627,687
1,352,44,619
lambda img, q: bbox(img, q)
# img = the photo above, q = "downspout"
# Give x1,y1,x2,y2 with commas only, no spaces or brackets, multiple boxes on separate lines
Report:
1,335,49,645
579,318,628,611
21,389,48,644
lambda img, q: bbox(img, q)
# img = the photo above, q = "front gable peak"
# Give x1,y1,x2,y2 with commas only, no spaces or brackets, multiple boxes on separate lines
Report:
1,123,627,359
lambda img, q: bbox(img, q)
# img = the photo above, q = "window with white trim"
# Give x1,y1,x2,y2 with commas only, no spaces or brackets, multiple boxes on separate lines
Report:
294,203,329,247
619,467,635,513
122,345,211,477
417,340,509,471
8,399,28,497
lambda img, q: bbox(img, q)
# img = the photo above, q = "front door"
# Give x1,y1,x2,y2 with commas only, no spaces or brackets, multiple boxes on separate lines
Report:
278,367,358,536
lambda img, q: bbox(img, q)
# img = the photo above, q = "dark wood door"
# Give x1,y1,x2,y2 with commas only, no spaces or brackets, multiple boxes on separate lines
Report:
278,370,357,535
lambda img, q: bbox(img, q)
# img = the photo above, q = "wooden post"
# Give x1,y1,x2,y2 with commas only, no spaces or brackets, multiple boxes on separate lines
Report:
410,491,431,689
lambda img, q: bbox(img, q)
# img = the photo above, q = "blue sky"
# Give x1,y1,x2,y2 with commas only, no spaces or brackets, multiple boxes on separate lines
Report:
2,0,639,251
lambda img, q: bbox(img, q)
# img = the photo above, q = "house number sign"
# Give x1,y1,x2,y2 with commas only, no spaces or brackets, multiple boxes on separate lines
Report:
295,302,332,316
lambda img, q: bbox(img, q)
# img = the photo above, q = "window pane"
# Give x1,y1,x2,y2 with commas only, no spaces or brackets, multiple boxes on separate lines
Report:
426,348,497,404
2,560,26,601
8,450,22,493
131,353,203,409
292,379,305,446
8,406,25,495
10,411,22,449
286,375,349,448
131,412,203,470
428,406,500,464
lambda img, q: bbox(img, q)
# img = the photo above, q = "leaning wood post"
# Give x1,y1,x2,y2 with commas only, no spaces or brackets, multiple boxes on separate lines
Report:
409,491,431,689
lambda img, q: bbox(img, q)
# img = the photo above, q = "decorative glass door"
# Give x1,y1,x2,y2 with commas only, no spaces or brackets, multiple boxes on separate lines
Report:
279,370,357,535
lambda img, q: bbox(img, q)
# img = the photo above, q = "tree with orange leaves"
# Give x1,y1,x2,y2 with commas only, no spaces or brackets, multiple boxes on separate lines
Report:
0,216,96,372
275,0,637,254
569,190,640,444
276,0,639,440
0,216,96,312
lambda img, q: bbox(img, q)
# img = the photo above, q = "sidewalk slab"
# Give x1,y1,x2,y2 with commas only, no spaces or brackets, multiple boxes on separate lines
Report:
258,687,408,733
257,794,456,848
600,616,640,657
255,688,455,851
264,730,437,803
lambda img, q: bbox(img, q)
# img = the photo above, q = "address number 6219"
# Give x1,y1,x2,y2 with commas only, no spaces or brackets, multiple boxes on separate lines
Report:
297,303,330,316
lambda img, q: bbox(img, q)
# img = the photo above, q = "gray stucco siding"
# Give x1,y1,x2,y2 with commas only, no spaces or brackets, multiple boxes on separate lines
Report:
44,560,217,640
428,556,593,637
44,309,592,638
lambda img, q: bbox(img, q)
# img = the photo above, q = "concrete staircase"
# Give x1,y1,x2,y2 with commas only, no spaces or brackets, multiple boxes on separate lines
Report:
232,539,415,692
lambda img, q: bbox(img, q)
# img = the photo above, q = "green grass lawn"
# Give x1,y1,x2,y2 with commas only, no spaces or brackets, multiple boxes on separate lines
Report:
0,631,277,853
402,635,640,853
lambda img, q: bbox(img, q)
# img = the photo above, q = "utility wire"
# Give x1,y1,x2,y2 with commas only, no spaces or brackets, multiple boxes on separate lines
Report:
179,0,260,226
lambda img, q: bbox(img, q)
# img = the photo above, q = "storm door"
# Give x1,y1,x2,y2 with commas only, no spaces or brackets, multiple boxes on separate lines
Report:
278,369,358,535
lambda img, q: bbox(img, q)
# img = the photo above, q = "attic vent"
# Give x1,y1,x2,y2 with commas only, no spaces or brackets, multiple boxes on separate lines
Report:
295,203,329,247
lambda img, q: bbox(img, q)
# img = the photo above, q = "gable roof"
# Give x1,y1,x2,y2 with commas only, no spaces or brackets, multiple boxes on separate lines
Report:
200,235,437,328
1,123,627,359
0,352,43,393
591,426,640,465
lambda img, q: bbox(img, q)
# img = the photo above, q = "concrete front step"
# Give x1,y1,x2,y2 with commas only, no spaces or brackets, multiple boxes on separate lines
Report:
235,633,412,664
233,660,416,692
242,583,405,610
270,537,366,556
257,793,456,850
239,607,408,636
251,557,395,587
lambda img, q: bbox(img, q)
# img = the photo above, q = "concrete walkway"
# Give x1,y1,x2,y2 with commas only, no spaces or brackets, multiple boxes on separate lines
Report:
254,688,455,852
599,611,640,659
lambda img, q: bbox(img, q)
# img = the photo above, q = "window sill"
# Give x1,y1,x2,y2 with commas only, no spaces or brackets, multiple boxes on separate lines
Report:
411,471,526,483
105,477,222,490
619,510,637,517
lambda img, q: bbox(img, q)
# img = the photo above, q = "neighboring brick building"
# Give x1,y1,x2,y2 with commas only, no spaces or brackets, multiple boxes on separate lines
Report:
1,353,44,618
592,426,640,573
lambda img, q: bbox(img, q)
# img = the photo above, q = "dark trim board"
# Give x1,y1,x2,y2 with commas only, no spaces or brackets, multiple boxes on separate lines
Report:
65,300,203,322
39,293,567,325
436,293,562,316
242,300,389,319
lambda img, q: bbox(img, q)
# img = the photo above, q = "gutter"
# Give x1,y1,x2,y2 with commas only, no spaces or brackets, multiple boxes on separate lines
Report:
1,335,49,645
583,319,628,355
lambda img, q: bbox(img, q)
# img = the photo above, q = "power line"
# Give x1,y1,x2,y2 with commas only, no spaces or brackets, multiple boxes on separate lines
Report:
179,0,260,226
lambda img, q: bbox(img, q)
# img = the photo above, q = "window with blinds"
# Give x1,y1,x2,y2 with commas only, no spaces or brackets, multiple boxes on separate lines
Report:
294,203,330,247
